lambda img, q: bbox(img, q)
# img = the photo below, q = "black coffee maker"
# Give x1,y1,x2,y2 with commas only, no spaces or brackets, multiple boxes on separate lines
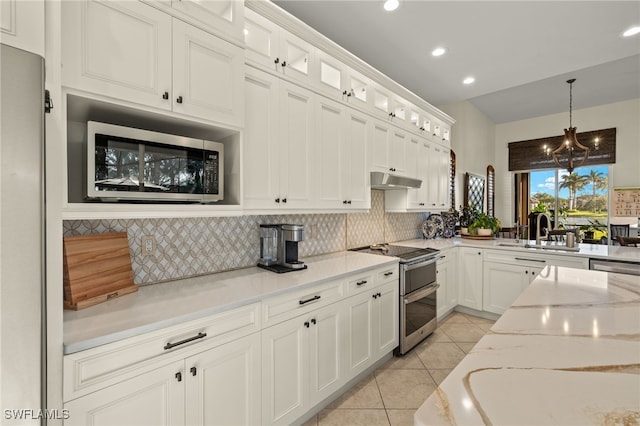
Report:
258,224,307,273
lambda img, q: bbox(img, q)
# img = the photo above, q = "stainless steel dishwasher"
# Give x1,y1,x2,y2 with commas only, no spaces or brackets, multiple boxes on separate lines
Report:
589,258,640,276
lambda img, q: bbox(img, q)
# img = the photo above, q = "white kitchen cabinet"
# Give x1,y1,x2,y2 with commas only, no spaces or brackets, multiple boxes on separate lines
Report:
244,8,315,85
62,0,243,127
435,145,451,209
316,50,371,110
458,247,483,310
314,97,370,209
386,136,430,211
0,0,44,56
169,0,244,41
482,262,532,315
243,67,314,210
371,120,407,174
64,360,186,426
436,250,458,319
66,332,260,426
261,301,346,425
185,333,261,426
345,279,399,378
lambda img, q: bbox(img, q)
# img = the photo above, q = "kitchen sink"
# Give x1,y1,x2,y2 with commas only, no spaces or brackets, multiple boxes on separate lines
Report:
496,242,525,247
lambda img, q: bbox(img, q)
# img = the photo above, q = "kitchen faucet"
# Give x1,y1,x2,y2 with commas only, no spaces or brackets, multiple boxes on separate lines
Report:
536,213,552,245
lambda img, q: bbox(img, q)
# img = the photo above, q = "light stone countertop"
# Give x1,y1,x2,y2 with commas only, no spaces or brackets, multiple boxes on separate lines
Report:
63,251,398,354
393,236,640,263
414,266,640,425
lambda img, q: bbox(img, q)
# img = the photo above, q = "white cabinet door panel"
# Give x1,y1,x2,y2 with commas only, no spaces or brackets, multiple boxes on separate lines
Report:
344,111,370,208
261,318,308,425
345,292,374,377
315,98,345,207
279,81,314,208
172,19,243,126
374,282,399,355
185,333,261,426
62,0,172,109
243,69,280,209
64,361,185,426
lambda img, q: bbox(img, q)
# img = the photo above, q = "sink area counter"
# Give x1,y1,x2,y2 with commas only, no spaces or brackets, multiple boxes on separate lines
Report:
63,251,398,354
393,237,640,263
414,267,640,425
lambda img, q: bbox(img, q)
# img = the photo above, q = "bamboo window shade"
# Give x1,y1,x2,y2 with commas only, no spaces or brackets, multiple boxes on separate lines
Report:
508,128,616,171
450,150,456,210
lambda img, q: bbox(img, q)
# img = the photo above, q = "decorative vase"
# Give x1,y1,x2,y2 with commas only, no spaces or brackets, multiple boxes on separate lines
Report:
477,228,493,236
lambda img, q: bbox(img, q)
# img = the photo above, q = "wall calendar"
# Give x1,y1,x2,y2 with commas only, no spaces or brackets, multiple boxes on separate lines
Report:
613,187,640,217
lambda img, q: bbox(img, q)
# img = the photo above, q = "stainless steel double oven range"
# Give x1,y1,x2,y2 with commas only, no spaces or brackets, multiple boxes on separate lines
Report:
352,244,440,355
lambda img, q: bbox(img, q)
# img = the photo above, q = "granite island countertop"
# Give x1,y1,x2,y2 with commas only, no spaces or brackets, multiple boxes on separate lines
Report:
414,266,640,425
63,250,398,354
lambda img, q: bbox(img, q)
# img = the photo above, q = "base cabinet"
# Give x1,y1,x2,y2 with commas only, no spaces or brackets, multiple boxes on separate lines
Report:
482,262,537,315
436,251,458,319
458,247,483,310
261,302,346,425
345,280,399,378
65,333,261,426
185,333,261,426
64,360,186,426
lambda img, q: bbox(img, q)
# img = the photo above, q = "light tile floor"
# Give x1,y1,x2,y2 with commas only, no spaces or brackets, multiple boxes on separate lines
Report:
303,312,496,426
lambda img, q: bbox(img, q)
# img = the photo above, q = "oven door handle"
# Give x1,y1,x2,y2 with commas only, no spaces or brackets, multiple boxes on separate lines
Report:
402,256,438,272
404,283,440,304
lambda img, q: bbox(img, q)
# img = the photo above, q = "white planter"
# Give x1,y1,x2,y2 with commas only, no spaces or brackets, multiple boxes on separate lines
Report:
477,228,493,236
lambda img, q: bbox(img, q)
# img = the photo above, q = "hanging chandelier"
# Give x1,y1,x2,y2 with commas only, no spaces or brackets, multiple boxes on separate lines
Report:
543,78,590,173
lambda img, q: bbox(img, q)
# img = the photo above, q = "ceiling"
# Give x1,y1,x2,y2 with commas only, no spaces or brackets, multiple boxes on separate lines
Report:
273,1,640,124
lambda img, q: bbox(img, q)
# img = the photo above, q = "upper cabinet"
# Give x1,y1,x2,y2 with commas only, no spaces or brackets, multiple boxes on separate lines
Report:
316,50,371,110
244,8,314,85
0,0,44,56
62,0,243,127
151,0,245,42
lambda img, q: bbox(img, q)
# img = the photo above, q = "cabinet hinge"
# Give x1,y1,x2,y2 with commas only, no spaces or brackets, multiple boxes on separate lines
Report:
44,90,53,113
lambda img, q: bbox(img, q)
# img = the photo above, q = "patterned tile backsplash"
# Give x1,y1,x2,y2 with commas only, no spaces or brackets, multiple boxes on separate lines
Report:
63,191,429,285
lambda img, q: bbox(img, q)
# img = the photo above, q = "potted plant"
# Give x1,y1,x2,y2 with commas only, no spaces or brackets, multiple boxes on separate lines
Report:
468,212,501,236
459,205,480,235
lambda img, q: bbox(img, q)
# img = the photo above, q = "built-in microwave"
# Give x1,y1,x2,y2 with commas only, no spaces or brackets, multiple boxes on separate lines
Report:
87,121,223,203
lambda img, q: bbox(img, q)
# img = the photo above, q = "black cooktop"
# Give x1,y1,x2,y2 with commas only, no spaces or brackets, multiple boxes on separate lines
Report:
351,244,439,262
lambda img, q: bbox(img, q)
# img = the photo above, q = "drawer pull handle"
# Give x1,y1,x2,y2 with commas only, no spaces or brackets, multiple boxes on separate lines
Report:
190,367,197,376
299,295,321,305
514,257,547,263
356,280,368,286
311,318,316,325
384,272,394,277
164,332,207,350
175,372,182,382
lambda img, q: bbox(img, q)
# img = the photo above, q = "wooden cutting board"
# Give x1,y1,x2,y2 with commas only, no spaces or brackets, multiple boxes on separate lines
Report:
63,232,137,310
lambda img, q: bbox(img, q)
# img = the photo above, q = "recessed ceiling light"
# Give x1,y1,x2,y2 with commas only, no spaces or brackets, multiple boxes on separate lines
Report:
383,0,399,12
623,26,640,37
431,47,447,57
463,77,475,85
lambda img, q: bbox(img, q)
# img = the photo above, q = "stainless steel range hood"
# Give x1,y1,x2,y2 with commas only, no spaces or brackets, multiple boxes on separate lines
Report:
370,171,422,190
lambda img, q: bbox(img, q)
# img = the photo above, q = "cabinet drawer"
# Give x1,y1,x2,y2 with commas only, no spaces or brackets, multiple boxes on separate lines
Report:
375,266,399,284
484,249,588,269
64,303,260,402
262,280,344,327
346,272,375,296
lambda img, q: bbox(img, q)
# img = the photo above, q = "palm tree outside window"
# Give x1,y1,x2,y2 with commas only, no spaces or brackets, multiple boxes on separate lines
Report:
529,165,609,240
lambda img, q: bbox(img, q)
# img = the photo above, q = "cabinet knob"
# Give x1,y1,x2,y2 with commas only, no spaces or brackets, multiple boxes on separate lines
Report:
282,198,287,203
176,96,183,104
281,60,287,68
343,90,348,96
347,200,352,205
274,57,279,64
162,91,169,100
478,252,481,255
175,372,182,382
304,321,310,328
190,367,197,376
311,318,316,325
343,200,348,204
275,198,280,203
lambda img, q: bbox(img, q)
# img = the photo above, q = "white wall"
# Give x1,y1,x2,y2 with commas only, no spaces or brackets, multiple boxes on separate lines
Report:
494,98,640,224
440,101,496,211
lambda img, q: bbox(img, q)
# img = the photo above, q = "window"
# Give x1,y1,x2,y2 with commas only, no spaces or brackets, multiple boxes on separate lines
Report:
529,165,609,241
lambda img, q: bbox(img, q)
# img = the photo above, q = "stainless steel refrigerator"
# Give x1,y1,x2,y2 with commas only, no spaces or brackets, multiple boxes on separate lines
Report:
1,43,46,422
